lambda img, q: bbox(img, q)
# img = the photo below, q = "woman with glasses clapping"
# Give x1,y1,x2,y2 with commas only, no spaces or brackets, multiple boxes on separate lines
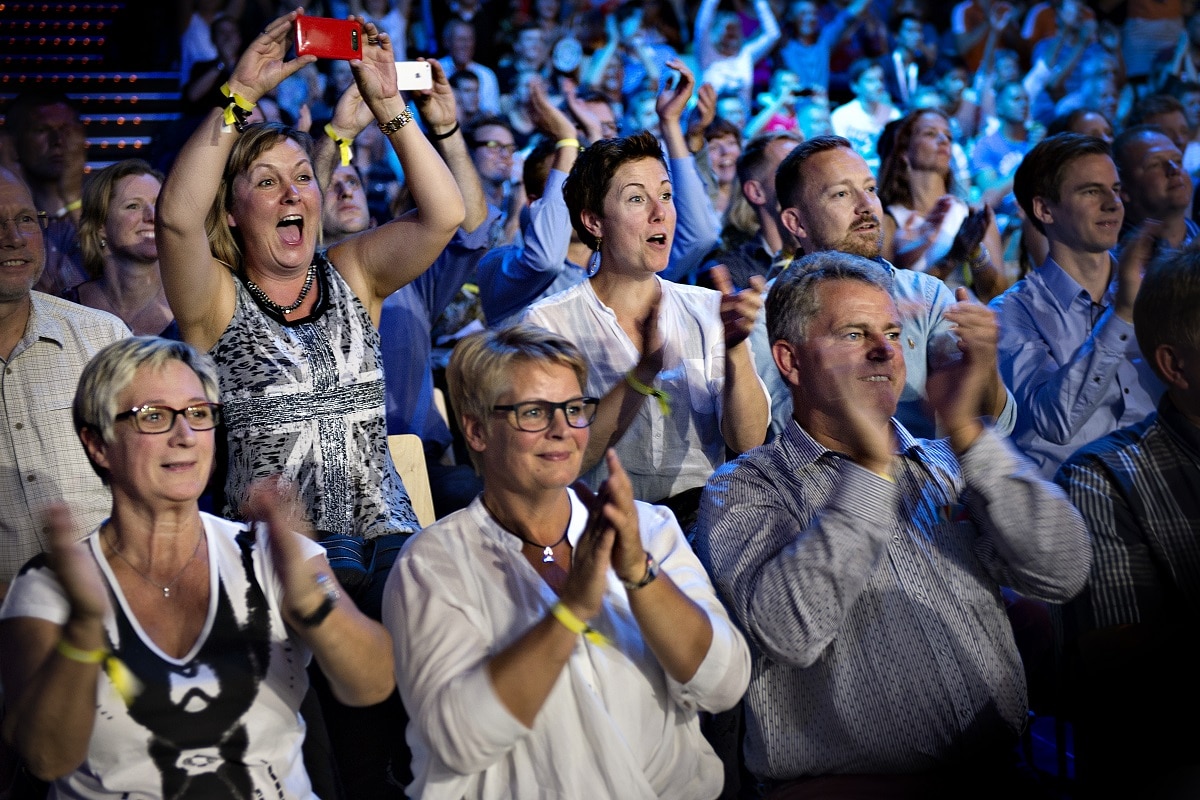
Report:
381,324,749,800
0,337,393,798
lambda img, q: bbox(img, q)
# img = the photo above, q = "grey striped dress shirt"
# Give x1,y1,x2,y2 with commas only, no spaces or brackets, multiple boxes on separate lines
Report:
695,421,1090,781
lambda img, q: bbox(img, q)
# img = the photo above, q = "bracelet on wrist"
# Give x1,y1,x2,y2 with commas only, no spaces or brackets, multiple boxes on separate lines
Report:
56,639,143,706
620,552,660,591
324,123,353,166
295,573,342,629
428,120,460,141
378,105,414,135
220,83,256,132
625,369,671,416
555,137,580,150
549,601,611,646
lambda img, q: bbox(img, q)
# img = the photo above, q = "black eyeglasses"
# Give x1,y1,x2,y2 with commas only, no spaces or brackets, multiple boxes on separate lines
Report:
0,212,48,236
115,403,223,434
493,397,599,432
472,140,517,156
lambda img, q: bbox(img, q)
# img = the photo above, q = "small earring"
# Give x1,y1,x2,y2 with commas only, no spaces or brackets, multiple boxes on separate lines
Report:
99,238,106,248
587,238,601,277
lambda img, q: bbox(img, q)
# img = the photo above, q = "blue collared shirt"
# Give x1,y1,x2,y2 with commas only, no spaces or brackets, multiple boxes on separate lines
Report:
991,257,1164,478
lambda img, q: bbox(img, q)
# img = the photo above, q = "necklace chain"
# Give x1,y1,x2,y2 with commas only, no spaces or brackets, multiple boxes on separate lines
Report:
105,526,204,599
482,495,571,564
245,262,317,315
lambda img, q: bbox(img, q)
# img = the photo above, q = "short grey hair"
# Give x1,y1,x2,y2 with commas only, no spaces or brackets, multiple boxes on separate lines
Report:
766,252,892,345
74,337,220,477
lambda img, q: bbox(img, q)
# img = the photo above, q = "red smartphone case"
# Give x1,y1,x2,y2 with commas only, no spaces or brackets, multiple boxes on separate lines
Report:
294,15,363,60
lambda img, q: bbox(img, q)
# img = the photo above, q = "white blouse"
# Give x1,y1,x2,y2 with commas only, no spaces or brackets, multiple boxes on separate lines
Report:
382,491,750,800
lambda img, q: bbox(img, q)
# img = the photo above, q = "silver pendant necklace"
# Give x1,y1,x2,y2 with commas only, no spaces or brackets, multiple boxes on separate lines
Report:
105,525,204,598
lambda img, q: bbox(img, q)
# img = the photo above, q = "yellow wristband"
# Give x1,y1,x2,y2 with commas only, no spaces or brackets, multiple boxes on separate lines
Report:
555,137,581,150
56,638,106,664
324,123,353,167
625,369,671,416
549,601,611,646
65,198,81,213
220,83,256,129
56,639,143,706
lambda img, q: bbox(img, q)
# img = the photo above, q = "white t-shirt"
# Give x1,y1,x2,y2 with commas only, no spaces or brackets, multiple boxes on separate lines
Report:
0,513,324,800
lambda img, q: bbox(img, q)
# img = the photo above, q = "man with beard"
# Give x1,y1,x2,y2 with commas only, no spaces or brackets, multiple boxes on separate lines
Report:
0,166,128,596
752,135,1015,440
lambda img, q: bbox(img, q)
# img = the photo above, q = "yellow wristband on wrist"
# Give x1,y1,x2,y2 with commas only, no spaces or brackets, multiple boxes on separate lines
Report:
324,123,353,166
220,83,256,130
549,601,610,646
56,639,144,706
56,638,106,664
625,369,671,416
555,137,581,150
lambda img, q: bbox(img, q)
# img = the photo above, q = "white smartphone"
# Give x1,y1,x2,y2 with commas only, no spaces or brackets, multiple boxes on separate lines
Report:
395,61,433,91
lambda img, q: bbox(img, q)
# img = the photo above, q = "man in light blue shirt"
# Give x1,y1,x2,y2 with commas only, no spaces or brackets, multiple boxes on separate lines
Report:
754,135,1015,440
991,132,1164,478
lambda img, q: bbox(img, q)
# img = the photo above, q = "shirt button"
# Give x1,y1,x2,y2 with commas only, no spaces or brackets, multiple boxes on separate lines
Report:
13,422,21,430
1123,388,1130,394
26,474,36,482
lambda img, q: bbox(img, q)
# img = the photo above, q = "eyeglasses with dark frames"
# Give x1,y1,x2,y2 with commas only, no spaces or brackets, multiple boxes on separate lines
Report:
115,403,223,434
492,397,599,432
472,140,517,156
0,211,48,236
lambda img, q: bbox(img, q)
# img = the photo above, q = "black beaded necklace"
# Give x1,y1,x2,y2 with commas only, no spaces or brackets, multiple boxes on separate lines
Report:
245,262,317,315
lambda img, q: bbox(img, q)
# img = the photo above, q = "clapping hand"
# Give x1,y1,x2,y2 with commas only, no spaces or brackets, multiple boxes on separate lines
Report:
711,264,764,349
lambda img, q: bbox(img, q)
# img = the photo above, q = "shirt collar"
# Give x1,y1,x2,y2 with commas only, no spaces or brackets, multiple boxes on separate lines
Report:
24,292,66,346
1039,256,1115,309
781,414,923,470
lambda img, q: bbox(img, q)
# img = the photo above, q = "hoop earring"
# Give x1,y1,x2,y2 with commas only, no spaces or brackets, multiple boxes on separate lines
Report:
587,238,602,277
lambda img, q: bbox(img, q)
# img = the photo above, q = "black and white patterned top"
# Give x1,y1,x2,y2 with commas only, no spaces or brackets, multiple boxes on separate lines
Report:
213,255,419,539
0,514,325,799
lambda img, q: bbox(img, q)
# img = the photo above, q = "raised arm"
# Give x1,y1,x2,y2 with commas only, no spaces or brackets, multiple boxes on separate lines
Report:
657,60,720,281
327,22,465,323
415,58,488,233
712,266,770,451
157,10,315,350
743,0,782,65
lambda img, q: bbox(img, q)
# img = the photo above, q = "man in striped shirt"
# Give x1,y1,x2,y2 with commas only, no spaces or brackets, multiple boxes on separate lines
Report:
695,251,1089,797
1055,249,1200,796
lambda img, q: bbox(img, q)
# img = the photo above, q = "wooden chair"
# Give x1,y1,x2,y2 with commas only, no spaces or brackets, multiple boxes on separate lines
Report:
388,433,436,528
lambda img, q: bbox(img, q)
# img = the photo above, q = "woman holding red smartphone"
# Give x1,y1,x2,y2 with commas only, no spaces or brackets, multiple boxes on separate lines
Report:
155,8,464,603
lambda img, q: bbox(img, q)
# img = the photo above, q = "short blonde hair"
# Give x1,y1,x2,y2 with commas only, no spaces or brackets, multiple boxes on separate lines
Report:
446,325,589,472
74,336,220,480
